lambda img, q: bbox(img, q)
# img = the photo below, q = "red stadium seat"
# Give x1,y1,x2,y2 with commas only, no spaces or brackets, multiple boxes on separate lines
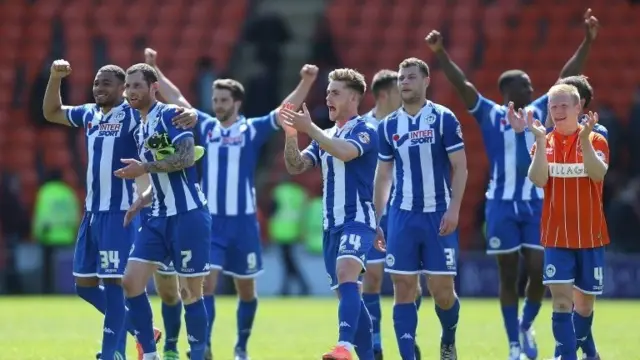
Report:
43,147,72,168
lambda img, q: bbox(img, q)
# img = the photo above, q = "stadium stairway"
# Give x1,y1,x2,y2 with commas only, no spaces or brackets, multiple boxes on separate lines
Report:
324,0,640,248
0,0,250,212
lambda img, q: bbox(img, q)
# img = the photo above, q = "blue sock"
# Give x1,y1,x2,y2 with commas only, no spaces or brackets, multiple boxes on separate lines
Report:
354,299,374,360
127,293,156,354
581,331,597,357
501,304,520,348
435,298,460,345
117,329,128,359
337,282,361,345
393,303,417,360
204,295,215,347
101,284,127,360
161,300,182,352
76,284,138,337
520,298,542,331
76,284,107,312
415,292,422,311
362,293,382,351
184,299,208,360
553,312,577,360
573,311,595,356
236,298,258,351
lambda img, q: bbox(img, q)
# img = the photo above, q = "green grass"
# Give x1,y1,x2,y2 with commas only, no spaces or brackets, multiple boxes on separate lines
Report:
0,296,636,359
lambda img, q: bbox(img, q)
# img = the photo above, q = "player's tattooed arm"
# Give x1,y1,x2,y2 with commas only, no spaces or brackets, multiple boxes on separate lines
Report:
284,136,314,175
142,137,196,173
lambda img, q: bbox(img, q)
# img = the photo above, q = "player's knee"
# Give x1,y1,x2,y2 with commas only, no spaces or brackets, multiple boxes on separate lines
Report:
154,274,180,305
180,276,204,305
549,284,574,312
428,275,456,308
202,270,219,295
158,288,180,305
391,274,418,303
522,249,544,281
234,278,256,301
573,291,596,316
122,274,143,298
336,258,362,284
362,264,383,293
497,253,520,283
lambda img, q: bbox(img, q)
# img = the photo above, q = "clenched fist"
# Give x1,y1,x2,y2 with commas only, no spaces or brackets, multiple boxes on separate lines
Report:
144,48,157,66
50,59,72,79
300,64,319,81
425,30,444,52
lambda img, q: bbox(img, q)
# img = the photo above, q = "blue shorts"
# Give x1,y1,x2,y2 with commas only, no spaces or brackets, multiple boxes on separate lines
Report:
367,214,387,264
543,247,606,295
485,199,542,255
130,207,212,277
133,208,176,275
209,214,263,278
385,208,458,275
73,211,135,278
323,221,376,290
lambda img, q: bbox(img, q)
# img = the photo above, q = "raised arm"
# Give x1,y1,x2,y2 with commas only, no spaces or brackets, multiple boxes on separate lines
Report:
426,31,479,110
279,65,318,112
144,48,192,108
558,9,598,78
43,60,75,126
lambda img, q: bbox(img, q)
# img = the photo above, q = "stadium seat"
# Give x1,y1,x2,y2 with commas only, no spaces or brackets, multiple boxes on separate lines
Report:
43,147,72,169
38,128,69,150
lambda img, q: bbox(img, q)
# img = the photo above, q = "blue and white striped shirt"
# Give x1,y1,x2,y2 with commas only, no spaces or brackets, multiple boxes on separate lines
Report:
302,116,378,231
136,102,207,217
378,101,464,213
198,110,279,216
469,94,548,201
66,101,139,212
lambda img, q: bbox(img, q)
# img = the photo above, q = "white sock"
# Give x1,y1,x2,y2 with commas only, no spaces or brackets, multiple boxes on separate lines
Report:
142,352,158,360
337,341,354,351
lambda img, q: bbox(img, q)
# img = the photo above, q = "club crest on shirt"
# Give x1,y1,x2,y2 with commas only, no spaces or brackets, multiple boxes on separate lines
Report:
357,132,370,144
112,111,126,122
425,114,436,125
596,150,606,161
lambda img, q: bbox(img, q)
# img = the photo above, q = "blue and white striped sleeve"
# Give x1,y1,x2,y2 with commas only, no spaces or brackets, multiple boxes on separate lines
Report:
377,120,394,162
441,111,464,153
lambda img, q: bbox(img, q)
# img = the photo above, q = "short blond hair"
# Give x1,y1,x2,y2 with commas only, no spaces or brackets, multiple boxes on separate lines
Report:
328,68,366,95
548,84,580,104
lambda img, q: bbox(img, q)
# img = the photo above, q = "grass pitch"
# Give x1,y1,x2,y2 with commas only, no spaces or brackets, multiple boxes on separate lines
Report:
0,296,636,359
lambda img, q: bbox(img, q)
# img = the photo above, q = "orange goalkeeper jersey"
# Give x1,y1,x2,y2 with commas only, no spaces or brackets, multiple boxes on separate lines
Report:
531,127,610,249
